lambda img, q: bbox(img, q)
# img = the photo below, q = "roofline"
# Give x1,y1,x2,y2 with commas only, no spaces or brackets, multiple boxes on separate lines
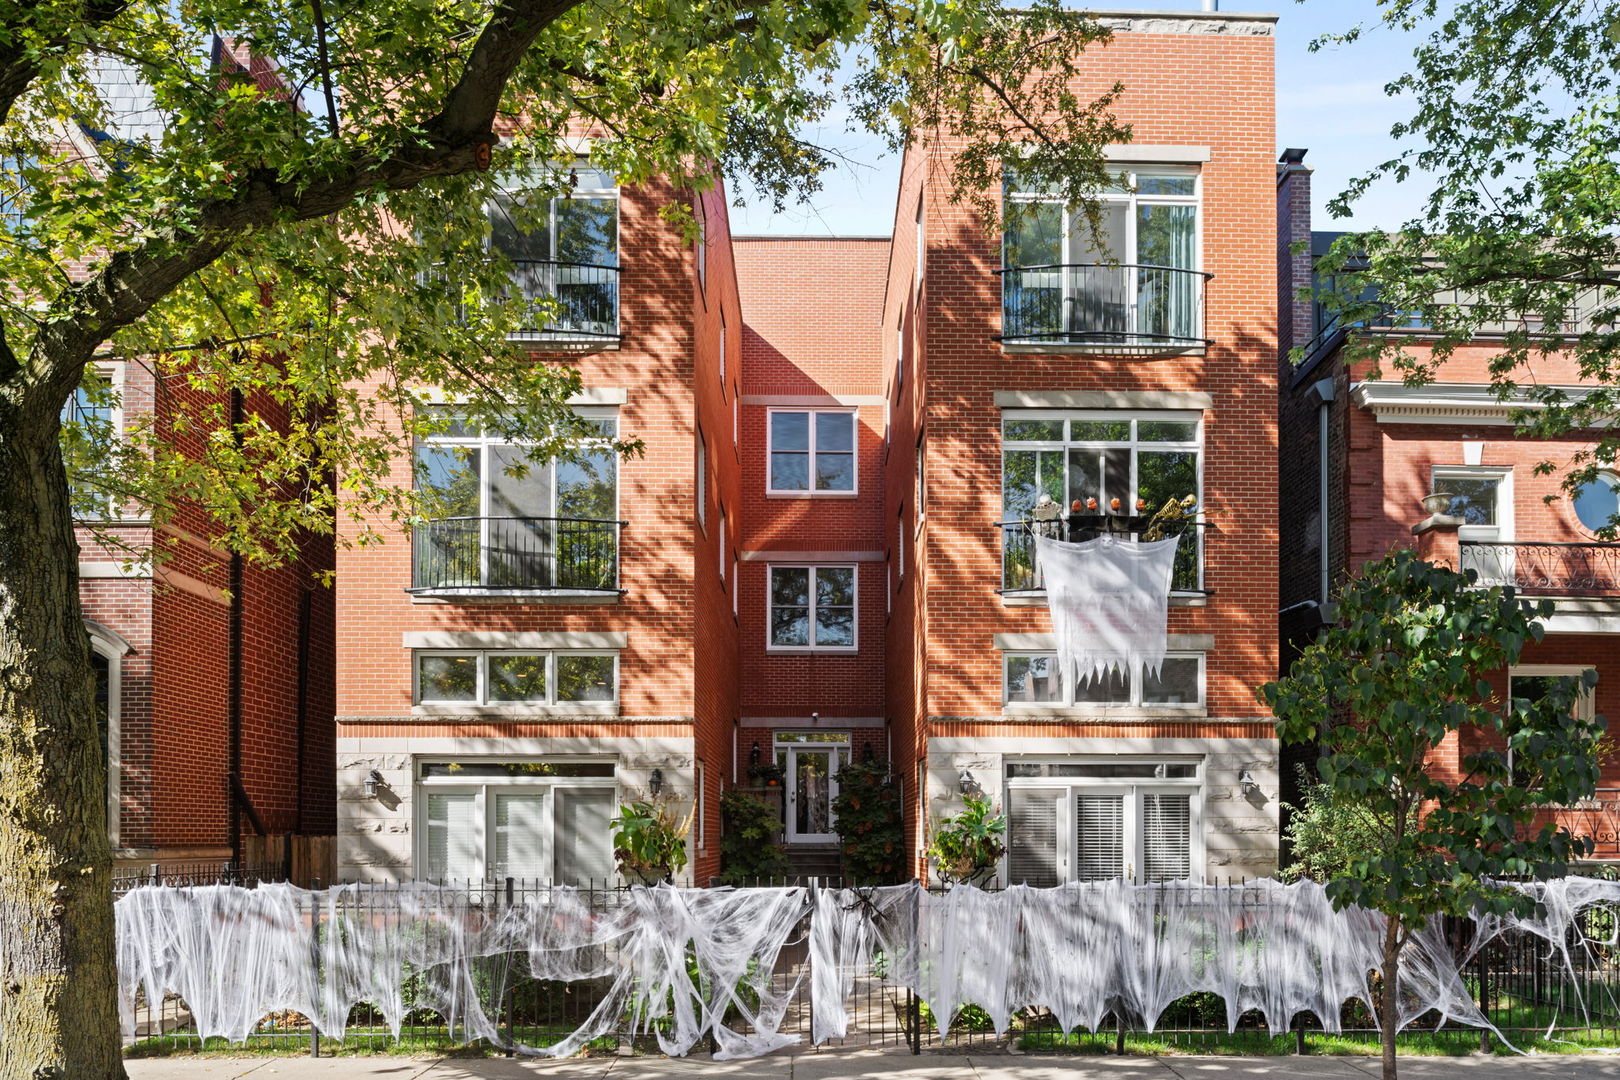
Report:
731,234,893,242
1085,8,1279,22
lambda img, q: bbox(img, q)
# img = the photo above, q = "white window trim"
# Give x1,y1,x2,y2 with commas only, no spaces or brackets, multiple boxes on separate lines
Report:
413,649,620,709
695,197,708,295
766,564,859,652
718,508,728,587
718,310,727,389
766,408,859,497
696,428,708,532
1005,163,1202,274
1431,465,1515,542
416,405,621,522
67,360,129,523
695,761,706,852
414,758,617,883
1001,410,1204,593
1508,665,1597,722
1001,651,1205,713
87,633,122,847
1003,756,1204,884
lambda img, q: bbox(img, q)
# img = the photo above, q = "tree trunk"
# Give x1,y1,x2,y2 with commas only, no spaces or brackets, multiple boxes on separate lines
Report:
0,398,125,1079
1380,916,1401,1080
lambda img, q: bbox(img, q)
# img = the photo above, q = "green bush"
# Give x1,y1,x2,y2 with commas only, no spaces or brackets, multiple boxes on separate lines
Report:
832,760,906,885
718,790,789,885
926,795,1006,881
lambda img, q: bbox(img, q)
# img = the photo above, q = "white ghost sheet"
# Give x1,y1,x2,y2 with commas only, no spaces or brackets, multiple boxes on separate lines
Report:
1033,533,1180,683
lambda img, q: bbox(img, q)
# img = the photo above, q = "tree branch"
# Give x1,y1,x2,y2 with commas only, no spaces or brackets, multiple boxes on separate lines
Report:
0,0,131,125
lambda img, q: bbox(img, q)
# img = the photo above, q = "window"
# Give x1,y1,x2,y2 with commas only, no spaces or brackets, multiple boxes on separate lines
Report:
1003,653,1203,709
1002,165,1201,346
768,410,855,494
1001,412,1202,591
896,510,904,575
732,560,740,618
413,406,619,591
695,197,707,292
489,159,619,338
414,650,618,707
695,761,706,851
1005,759,1201,885
61,365,123,520
1574,471,1620,534
88,636,121,846
915,432,926,518
416,759,616,883
697,429,708,530
768,565,857,650
1432,466,1512,584
717,507,727,585
719,311,727,387
1506,666,1598,780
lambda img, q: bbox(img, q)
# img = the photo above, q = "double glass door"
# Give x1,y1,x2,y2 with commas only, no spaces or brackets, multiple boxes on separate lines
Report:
777,734,850,843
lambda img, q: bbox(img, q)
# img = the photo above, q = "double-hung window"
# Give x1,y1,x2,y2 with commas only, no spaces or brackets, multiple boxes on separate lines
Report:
1005,760,1202,886
1432,466,1513,585
489,159,619,340
1003,652,1203,710
415,650,618,707
416,760,617,883
768,410,856,494
1002,165,1202,347
413,406,619,592
61,365,124,520
768,565,857,650
1001,412,1202,592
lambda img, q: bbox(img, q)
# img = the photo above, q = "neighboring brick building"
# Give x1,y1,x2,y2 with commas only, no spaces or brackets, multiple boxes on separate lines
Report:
1277,158,1620,859
882,8,1284,885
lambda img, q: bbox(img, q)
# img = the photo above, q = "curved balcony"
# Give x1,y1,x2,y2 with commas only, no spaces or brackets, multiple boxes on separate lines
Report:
410,516,624,596
502,259,620,345
1460,540,1620,596
996,263,1211,349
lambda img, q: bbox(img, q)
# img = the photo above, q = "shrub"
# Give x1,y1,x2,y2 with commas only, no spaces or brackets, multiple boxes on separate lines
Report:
832,760,906,885
718,790,789,885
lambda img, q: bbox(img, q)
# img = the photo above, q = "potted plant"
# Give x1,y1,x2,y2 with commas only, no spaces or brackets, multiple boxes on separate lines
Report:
926,795,1007,887
610,799,691,886
747,761,786,787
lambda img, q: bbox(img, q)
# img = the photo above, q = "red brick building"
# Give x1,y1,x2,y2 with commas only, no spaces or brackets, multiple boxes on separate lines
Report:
1277,157,1620,858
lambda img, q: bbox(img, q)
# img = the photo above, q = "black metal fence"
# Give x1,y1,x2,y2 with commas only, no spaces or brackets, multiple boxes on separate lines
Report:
410,516,623,593
502,259,619,342
118,876,1620,1059
996,263,1210,349
998,515,1203,594
1460,540,1620,596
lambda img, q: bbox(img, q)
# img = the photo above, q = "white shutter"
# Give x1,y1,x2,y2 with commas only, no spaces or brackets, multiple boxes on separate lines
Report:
1140,792,1192,882
492,791,549,881
1075,794,1125,881
425,792,479,882
1007,787,1062,886
556,789,616,885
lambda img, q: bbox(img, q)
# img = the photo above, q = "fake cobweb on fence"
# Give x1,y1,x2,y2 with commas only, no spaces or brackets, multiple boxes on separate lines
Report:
115,877,1620,1058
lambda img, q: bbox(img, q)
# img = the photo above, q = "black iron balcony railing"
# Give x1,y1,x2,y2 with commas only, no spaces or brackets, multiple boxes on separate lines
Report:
501,259,620,342
410,516,625,593
997,515,1204,595
1458,540,1620,596
1535,790,1620,861
995,263,1211,348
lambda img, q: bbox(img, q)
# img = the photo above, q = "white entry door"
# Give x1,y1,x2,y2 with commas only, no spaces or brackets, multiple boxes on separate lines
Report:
786,745,840,843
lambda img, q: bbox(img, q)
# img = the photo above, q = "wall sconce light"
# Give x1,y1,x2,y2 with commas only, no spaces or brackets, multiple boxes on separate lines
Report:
1238,768,1257,795
749,742,760,769
363,770,384,799
649,768,664,796
957,769,976,795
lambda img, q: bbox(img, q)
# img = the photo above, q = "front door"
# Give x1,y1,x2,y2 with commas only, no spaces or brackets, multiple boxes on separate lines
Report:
786,746,839,843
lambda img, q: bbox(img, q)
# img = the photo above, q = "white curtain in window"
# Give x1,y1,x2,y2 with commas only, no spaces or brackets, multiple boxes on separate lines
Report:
1034,534,1179,684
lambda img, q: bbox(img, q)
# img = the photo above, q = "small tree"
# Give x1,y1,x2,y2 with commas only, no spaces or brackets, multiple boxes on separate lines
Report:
1261,550,1602,1080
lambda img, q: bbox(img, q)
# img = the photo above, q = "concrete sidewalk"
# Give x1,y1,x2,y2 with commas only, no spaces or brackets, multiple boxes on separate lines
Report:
122,1050,1620,1080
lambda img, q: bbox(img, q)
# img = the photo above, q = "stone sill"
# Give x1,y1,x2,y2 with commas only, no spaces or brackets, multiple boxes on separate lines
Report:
1002,592,1207,609
408,589,621,606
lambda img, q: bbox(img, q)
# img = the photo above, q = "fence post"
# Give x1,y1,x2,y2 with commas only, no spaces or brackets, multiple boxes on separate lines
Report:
908,989,920,1055
1115,1012,1125,1055
149,863,160,887
308,891,321,1058
505,877,516,1058
1294,1016,1305,1055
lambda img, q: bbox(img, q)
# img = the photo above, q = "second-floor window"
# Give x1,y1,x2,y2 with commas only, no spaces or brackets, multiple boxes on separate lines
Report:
1004,652,1203,709
61,365,122,520
489,160,619,339
413,406,619,592
1001,412,1202,592
1433,466,1512,585
769,410,855,494
769,565,856,650
415,650,618,706
1002,166,1202,347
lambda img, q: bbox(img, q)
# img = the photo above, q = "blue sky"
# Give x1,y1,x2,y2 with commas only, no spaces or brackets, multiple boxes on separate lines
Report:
728,1,1431,237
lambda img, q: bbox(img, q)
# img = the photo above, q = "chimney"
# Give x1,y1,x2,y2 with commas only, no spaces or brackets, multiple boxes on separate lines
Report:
1277,148,1313,363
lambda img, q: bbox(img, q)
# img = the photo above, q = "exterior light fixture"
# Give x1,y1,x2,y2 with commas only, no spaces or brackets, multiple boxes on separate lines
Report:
649,768,664,796
362,770,384,798
957,769,975,794
750,742,760,768
1238,768,1257,795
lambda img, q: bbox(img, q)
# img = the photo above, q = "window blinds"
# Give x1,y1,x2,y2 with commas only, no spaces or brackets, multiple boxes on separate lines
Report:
1140,793,1192,882
425,793,478,881
1007,788,1062,887
1075,795,1125,881
492,792,548,880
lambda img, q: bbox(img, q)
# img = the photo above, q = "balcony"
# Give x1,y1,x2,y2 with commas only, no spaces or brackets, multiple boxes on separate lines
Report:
995,263,1210,350
1536,791,1620,861
410,516,624,596
501,259,620,346
1459,541,1620,596
998,515,1204,595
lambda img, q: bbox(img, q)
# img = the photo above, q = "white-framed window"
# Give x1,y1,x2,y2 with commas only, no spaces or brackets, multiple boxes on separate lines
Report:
1002,652,1204,710
697,428,708,530
768,409,856,494
1005,758,1202,886
732,394,739,455
768,565,857,650
915,432,926,519
695,761,706,851
62,362,126,521
87,633,122,846
1001,411,1203,592
915,195,925,286
719,310,727,388
695,196,708,293
896,509,905,576
415,759,617,883
488,158,619,339
717,507,727,585
732,559,740,618
1003,165,1201,346
1506,665,1598,778
413,405,619,590
414,650,618,707
1433,465,1513,584
1574,470,1620,534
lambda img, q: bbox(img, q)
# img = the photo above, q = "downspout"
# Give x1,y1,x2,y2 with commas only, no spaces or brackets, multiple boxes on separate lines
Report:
228,387,244,867
1311,377,1337,605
